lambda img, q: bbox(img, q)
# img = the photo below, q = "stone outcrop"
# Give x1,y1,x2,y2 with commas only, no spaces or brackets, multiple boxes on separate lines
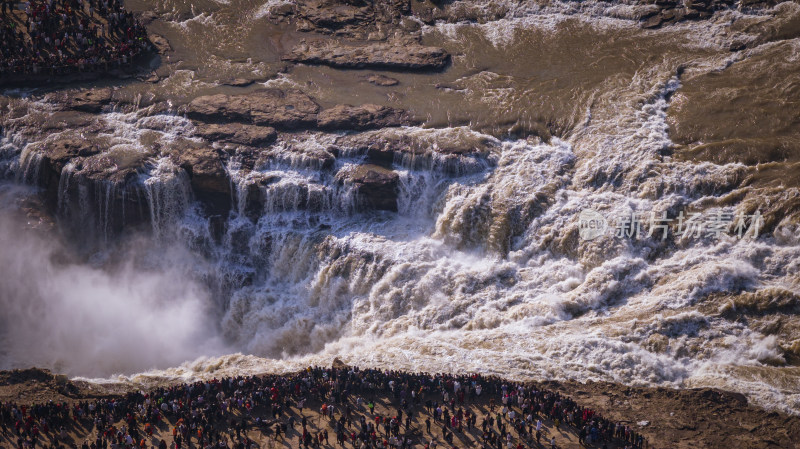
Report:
295,0,370,33
408,0,739,30
149,34,172,54
292,0,411,37
317,104,413,131
364,74,399,86
186,89,321,129
54,151,154,235
30,137,103,207
187,89,414,133
637,0,737,28
54,88,114,113
39,137,103,173
263,142,338,172
284,40,450,71
413,1,511,25
22,135,235,235
335,164,398,212
219,78,256,87
171,147,232,214
336,127,498,175
238,172,282,219
194,123,278,147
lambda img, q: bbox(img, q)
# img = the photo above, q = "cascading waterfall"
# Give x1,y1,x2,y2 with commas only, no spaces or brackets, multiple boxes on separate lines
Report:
144,157,194,238
4,110,795,413
0,0,799,417
16,147,43,186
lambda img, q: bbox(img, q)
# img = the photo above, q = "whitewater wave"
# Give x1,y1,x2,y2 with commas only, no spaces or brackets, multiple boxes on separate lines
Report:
1,0,799,417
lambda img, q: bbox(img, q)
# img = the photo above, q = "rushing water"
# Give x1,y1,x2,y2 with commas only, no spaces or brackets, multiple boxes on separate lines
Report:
1,0,800,415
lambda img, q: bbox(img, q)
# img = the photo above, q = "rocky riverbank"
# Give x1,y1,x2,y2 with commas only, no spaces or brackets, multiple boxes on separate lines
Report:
2,83,484,236
3,0,793,239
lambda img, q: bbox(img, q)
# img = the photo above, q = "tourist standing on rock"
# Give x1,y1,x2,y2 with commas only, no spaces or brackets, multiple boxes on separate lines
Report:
0,367,652,449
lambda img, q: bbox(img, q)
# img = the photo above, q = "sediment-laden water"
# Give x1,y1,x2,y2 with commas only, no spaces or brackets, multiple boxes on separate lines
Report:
1,0,799,415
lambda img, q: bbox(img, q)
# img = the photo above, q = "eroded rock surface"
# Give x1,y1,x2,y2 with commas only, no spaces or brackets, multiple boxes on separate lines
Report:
317,104,413,130
194,123,278,147
52,88,114,113
171,147,232,214
186,89,321,129
336,127,498,174
364,74,400,86
335,164,399,212
284,40,450,71
293,0,412,36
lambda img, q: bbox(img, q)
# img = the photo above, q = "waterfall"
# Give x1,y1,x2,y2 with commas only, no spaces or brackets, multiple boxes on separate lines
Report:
143,157,194,238
16,146,44,186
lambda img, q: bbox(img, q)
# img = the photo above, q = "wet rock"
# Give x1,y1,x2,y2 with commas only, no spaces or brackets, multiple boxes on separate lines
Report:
295,0,370,33
399,17,421,32
685,0,713,11
239,173,282,219
194,123,278,147
55,151,153,234
414,1,510,25
718,288,800,316
317,104,413,131
739,0,779,6
41,137,104,172
58,88,114,113
172,147,232,214
641,14,664,28
684,8,701,19
149,34,172,54
255,135,338,171
270,2,294,16
284,40,450,71
335,164,398,212
619,4,663,20
67,151,150,184
293,0,411,36
337,127,497,174
364,74,399,86
186,89,321,130
220,78,255,87
32,137,104,206
661,8,679,22
633,0,739,28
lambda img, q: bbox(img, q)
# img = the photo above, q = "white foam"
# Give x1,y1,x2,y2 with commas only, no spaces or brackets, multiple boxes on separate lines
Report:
1,0,799,416
253,0,294,20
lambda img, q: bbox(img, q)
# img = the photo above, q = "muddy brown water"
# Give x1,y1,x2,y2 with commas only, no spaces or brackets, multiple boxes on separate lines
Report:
1,0,800,417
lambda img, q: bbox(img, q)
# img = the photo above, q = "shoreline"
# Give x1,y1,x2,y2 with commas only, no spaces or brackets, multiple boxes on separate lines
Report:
0,60,152,89
1,366,798,448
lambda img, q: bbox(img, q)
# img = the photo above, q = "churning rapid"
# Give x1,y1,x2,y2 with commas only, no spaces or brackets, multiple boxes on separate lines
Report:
1,0,800,415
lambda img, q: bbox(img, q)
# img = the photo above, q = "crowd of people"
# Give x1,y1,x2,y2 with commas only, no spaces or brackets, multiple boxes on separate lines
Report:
0,0,150,78
0,367,652,449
